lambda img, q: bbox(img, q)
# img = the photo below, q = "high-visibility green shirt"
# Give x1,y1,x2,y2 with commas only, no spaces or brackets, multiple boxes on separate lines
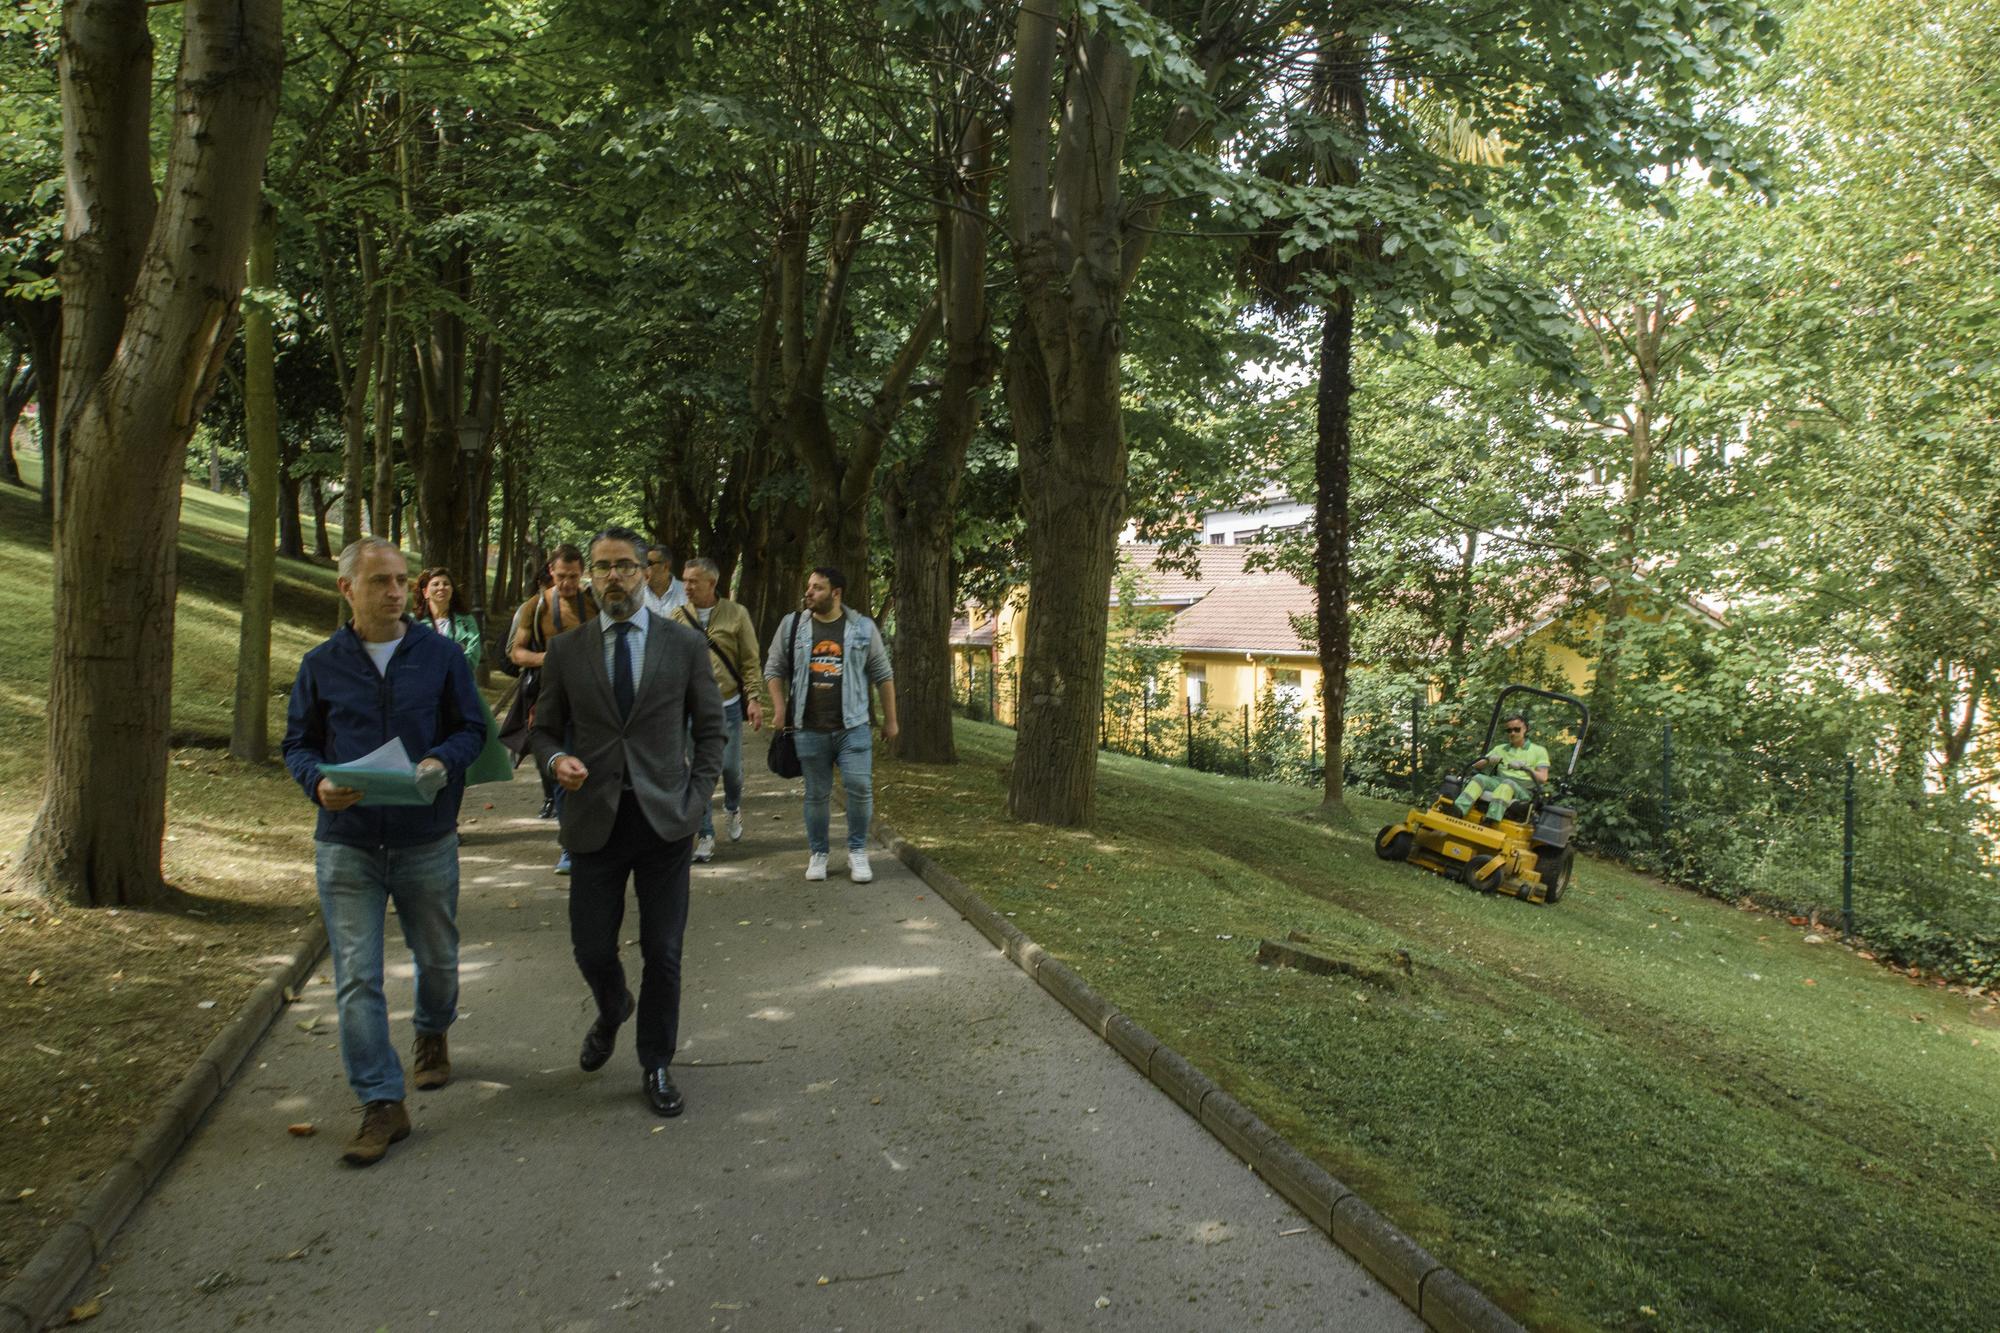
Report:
1484,741,1551,785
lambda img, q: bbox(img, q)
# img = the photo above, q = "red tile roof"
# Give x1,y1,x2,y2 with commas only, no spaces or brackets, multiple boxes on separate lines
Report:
949,615,995,647
1117,543,1316,657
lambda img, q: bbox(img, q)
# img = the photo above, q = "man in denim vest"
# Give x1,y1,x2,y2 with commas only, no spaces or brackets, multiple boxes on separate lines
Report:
283,539,487,1166
763,567,898,883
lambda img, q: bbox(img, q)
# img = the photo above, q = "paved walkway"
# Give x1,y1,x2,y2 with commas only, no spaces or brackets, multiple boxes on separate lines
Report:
70,766,1415,1331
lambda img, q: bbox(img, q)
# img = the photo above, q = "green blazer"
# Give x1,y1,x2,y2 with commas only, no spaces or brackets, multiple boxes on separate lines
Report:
426,612,482,665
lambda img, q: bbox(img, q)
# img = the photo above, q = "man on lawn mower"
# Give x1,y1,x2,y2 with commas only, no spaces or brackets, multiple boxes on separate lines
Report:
1454,713,1551,823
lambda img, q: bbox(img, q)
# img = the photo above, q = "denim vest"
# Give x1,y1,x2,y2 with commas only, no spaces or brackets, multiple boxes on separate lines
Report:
773,609,890,731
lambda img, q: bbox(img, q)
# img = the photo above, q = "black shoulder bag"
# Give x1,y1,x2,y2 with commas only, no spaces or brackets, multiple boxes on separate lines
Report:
765,611,806,779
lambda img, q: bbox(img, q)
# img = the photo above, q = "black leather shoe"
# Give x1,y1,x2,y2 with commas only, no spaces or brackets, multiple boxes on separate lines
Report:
579,990,635,1072
539,796,556,819
644,1066,685,1118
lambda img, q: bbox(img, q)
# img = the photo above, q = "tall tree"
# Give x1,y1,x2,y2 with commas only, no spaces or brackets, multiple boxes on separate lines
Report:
15,0,282,908
1003,0,1251,824
230,202,280,762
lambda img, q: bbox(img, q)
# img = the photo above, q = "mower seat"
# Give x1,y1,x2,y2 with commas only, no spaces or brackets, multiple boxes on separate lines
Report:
1437,777,1464,801
1504,800,1532,823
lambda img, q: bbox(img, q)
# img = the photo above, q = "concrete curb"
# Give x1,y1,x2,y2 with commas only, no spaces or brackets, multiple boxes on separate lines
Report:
875,819,1522,1333
0,919,327,1332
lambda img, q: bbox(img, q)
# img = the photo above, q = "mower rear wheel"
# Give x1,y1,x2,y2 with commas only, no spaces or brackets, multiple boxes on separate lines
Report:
1467,861,1503,894
1544,848,1574,903
1376,825,1414,861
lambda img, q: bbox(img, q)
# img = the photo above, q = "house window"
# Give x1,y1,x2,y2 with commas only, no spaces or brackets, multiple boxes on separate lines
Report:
1185,665,1207,709
1269,668,1304,707
1232,529,1260,544
1208,531,1227,544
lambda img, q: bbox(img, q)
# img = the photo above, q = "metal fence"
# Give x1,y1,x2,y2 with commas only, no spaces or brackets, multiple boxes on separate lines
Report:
952,663,2000,982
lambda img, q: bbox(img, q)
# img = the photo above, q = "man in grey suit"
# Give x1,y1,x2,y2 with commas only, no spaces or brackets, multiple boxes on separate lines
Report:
531,526,726,1117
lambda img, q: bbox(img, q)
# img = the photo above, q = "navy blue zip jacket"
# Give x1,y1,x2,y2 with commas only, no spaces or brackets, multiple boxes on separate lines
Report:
282,619,488,848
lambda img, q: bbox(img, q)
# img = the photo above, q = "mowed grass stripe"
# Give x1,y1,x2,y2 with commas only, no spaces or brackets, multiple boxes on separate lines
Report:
879,721,2000,1332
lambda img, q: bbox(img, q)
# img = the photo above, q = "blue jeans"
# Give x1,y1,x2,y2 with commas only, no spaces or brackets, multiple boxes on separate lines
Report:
698,697,745,837
314,832,460,1104
794,725,873,853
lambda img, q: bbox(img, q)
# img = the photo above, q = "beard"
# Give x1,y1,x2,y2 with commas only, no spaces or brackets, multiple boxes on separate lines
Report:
601,584,639,619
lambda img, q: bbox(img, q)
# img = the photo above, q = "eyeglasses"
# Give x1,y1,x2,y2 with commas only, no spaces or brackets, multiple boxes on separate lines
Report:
1505,725,1526,733
590,560,642,576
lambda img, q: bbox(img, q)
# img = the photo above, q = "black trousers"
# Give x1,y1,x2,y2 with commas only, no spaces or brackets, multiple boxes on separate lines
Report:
567,790,692,1070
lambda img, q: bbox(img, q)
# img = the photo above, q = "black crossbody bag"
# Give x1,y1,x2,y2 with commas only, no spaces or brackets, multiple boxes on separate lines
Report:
766,610,806,779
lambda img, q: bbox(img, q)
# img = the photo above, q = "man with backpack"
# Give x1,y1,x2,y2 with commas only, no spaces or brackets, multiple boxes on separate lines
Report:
506,545,596,870
668,556,762,863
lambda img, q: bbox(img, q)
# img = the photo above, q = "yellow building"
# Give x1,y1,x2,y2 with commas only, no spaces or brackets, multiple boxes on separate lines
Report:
949,556,1732,731
1489,576,1730,694
951,543,1320,727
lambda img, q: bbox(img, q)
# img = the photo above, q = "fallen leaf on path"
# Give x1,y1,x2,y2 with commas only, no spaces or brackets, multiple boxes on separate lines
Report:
296,1019,319,1033
196,1000,217,1010
26,969,43,986
33,1042,63,1057
287,1123,316,1137
64,1296,102,1323
275,1248,308,1262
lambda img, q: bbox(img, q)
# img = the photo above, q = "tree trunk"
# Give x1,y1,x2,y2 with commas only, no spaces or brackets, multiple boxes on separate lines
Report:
231,202,279,762
369,306,398,536
1589,296,1663,720
338,232,382,548
1441,529,1479,698
1,349,29,487
885,111,994,764
1005,309,1128,824
17,0,281,908
276,433,305,559
738,494,810,652
310,474,333,559
884,482,962,763
490,432,518,628
1003,14,1146,826
1315,292,1354,810
9,296,61,519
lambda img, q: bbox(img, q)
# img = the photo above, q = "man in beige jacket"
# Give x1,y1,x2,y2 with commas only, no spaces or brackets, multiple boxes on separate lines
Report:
670,556,764,862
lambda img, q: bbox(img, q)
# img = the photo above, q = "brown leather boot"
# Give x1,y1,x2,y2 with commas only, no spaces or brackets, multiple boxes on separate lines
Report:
412,1032,451,1090
341,1099,411,1167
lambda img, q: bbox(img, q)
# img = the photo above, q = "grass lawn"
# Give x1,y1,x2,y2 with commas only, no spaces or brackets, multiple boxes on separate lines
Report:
0,462,348,1282
879,721,2000,1332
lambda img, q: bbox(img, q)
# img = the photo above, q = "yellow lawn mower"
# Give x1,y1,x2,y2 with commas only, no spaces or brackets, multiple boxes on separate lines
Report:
1374,685,1590,905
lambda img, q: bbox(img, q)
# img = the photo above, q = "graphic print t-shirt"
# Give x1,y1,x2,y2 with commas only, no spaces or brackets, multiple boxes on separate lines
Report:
802,612,847,732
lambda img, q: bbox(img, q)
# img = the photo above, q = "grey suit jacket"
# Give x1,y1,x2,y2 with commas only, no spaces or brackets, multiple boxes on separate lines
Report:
529,611,727,854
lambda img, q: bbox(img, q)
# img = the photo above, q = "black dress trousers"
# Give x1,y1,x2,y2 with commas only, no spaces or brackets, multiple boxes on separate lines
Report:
567,790,692,1070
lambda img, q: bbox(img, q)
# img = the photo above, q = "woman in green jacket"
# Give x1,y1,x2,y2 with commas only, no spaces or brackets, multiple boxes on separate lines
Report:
417,566,483,665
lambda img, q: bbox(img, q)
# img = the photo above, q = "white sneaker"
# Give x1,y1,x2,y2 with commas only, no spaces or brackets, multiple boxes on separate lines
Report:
727,810,743,842
848,850,873,883
805,852,828,881
694,834,714,863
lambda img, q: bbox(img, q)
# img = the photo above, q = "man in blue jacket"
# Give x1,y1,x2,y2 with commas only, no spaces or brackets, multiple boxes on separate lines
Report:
763,567,898,885
282,538,487,1166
